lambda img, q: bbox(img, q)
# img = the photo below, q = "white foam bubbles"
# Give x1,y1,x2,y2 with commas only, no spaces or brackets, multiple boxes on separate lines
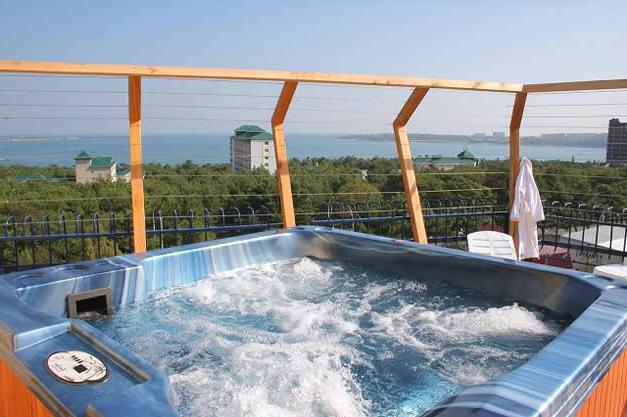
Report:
370,301,561,385
164,258,369,417
95,257,568,417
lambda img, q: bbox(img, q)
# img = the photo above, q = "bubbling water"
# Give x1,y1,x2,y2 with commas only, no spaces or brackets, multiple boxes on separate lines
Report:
93,257,569,417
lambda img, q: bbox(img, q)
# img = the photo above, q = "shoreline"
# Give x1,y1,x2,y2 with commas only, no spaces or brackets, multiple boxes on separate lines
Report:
338,137,606,148
338,133,607,149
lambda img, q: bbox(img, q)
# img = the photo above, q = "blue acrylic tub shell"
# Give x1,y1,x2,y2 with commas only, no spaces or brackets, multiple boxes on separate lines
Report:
0,226,625,417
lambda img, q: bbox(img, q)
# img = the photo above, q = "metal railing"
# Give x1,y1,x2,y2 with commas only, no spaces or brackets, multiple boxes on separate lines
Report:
1,199,625,273
539,202,627,269
0,199,505,272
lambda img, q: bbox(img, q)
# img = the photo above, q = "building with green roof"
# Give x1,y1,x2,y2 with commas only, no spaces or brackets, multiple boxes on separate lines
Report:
75,150,91,160
74,151,130,184
414,148,479,170
230,125,276,174
117,164,131,177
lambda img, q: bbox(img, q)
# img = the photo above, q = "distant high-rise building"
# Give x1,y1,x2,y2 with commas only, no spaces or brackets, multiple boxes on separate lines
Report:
492,131,505,138
230,125,276,174
606,118,627,166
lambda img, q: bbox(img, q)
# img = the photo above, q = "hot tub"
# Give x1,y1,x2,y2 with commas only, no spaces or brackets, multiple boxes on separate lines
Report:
1,226,625,417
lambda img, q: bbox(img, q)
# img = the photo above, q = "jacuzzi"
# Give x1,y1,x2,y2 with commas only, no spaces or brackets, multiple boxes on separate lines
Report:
0,226,625,417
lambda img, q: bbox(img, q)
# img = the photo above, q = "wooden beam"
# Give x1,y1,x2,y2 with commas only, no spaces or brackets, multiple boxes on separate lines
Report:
0,60,522,92
272,81,298,229
508,92,527,253
393,88,429,244
7,60,627,93
524,79,627,93
128,76,146,253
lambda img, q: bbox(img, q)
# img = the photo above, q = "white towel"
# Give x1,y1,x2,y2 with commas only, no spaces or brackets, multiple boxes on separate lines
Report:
510,157,545,259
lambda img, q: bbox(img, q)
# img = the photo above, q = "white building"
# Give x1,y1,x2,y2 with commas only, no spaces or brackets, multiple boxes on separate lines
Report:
74,151,131,184
230,125,276,174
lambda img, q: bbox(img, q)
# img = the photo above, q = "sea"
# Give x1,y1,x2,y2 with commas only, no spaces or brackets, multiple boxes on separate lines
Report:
0,134,606,166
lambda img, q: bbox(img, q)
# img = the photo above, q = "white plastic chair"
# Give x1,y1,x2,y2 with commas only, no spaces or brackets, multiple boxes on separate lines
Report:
467,231,517,260
593,264,627,281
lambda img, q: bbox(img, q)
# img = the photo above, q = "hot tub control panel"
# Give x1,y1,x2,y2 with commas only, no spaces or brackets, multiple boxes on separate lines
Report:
45,350,108,384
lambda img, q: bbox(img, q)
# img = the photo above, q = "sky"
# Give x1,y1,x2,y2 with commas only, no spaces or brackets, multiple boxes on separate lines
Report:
1,0,626,136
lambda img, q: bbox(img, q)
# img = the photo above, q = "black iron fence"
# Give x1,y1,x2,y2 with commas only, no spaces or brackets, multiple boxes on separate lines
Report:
1,199,625,273
539,202,627,269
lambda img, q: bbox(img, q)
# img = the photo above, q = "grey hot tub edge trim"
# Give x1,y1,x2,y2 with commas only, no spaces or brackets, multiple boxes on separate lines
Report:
0,226,623,417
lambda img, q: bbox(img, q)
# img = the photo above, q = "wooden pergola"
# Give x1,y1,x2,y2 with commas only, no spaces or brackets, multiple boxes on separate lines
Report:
1,58,627,417
1,60,626,254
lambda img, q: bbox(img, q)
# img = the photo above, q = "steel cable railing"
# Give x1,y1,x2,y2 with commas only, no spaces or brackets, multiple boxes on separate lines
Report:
1,74,626,273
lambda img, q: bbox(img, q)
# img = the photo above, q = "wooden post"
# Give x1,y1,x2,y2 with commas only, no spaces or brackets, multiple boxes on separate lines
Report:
272,81,298,229
128,76,146,253
508,92,527,252
393,88,429,243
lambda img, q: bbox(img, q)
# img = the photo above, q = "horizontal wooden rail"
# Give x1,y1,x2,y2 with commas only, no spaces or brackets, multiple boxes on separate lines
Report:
0,60,522,92
524,79,627,93
3,61,627,94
